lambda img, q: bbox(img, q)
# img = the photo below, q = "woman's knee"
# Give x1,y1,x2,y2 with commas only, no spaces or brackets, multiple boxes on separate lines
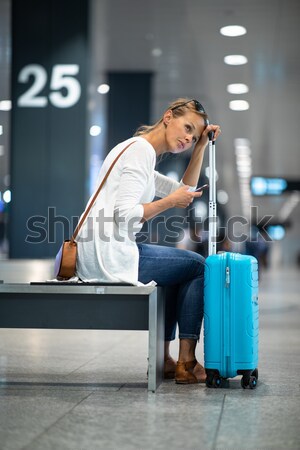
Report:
181,249,205,277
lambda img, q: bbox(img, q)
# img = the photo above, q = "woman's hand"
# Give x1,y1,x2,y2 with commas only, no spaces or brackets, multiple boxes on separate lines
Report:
142,186,203,221
195,124,221,152
181,124,221,189
167,185,203,209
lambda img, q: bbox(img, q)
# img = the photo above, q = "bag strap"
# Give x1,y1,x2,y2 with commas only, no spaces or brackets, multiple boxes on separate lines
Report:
71,141,136,243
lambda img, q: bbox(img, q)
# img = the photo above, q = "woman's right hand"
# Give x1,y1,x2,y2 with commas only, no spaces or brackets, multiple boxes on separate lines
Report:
142,185,203,221
167,185,203,209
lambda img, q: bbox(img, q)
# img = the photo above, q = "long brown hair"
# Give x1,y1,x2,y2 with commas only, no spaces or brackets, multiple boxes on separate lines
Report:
134,98,209,136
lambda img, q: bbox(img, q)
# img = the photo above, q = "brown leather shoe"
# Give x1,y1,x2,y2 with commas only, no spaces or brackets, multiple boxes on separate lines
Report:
193,361,207,383
147,358,177,379
164,358,177,379
175,359,198,384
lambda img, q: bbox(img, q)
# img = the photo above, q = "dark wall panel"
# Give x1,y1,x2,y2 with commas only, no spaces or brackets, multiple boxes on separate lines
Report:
107,72,153,152
10,0,88,258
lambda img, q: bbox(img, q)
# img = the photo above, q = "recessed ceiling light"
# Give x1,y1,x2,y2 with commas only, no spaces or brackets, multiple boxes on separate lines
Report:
236,156,252,166
229,100,249,111
217,190,229,205
224,55,248,65
234,138,251,146
0,100,11,111
227,83,249,94
97,84,110,94
89,125,102,136
235,147,251,156
3,190,11,203
152,48,162,57
220,25,247,37
0,125,3,135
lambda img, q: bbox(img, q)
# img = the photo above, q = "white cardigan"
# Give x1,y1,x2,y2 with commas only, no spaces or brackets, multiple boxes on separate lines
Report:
76,136,189,285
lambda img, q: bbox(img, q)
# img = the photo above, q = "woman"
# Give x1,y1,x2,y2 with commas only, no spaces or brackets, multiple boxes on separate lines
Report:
76,98,221,384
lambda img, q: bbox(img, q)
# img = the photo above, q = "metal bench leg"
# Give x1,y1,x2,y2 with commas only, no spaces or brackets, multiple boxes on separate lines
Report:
148,287,165,392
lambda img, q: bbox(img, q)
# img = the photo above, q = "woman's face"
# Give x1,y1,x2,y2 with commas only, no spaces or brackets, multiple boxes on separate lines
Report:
165,110,206,153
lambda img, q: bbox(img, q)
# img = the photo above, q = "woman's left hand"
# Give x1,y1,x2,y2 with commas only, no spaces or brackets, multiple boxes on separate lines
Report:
195,124,221,151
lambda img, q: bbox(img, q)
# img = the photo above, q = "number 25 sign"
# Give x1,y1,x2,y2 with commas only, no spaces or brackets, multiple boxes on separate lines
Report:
17,64,81,108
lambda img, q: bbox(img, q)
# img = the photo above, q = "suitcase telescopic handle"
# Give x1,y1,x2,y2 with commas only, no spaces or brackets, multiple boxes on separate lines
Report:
208,131,217,256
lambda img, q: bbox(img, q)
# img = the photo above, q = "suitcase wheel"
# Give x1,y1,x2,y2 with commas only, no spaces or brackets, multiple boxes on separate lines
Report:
212,376,221,388
206,372,221,388
249,376,257,389
241,368,258,389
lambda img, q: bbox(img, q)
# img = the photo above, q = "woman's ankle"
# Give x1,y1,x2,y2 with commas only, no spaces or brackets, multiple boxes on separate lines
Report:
178,338,197,363
178,356,196,363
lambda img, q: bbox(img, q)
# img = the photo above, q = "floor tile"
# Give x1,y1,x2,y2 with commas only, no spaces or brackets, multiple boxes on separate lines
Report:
24,390,224,450
215,395,300,449
0,390,91,450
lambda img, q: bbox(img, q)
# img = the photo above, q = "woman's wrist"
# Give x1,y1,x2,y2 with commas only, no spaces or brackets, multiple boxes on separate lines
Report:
159,196,174,209
193,143,207,156
142,196,174,221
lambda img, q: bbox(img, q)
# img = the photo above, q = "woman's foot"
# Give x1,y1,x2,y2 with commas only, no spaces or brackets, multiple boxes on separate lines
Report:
175,359,206,384
193,361,206,383
164,357,177,379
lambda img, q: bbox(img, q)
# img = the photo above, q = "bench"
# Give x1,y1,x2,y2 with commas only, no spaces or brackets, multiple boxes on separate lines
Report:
0,283,165,392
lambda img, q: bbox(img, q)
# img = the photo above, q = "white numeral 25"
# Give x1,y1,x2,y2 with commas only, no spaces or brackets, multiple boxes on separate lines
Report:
17,64,81,108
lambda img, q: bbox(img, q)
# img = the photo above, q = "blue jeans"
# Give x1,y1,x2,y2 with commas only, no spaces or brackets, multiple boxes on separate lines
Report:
137,244,205,341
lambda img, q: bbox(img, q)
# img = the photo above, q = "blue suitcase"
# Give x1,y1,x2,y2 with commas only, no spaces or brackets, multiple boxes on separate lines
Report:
203,134,259,389
204,252,259,388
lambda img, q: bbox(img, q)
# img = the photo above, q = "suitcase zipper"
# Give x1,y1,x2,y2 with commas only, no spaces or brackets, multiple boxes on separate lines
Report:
224,264,231,375
225,266,230,287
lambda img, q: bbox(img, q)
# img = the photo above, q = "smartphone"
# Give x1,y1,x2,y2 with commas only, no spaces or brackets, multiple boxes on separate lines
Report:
195,183,209,192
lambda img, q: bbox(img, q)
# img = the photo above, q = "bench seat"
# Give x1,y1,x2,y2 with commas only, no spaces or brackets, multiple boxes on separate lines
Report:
0,283,165,392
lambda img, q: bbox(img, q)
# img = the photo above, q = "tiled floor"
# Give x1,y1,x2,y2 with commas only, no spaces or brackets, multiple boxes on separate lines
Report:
0,260,299,449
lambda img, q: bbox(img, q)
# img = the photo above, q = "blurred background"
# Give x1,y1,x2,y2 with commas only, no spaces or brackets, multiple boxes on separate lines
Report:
0,0,299,274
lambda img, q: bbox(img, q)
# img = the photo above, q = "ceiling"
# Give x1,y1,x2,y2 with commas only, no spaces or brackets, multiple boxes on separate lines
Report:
0,0,300,244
